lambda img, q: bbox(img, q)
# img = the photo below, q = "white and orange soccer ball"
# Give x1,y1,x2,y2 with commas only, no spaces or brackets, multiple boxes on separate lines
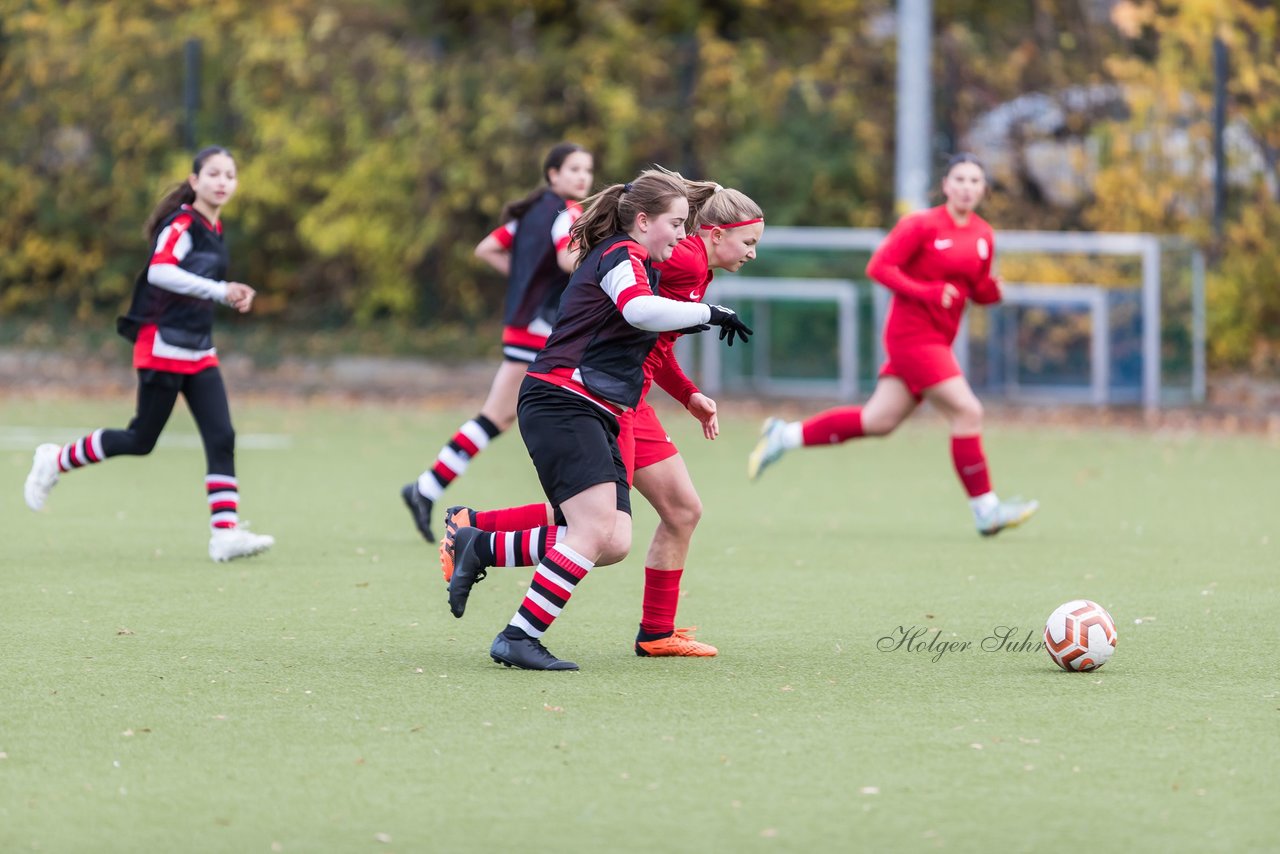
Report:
1044,600,1117,672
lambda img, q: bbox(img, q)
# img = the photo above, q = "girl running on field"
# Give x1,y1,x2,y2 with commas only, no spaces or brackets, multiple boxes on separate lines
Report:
448,167,753,671
748,153,1038,537
401,143,593,543
440,187,764,659
23,146,275,562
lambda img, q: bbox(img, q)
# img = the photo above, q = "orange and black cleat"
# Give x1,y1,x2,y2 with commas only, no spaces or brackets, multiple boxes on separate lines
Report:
438,505,475,582
634,626,719,657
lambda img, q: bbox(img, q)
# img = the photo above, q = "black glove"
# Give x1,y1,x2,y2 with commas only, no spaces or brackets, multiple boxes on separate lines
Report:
706,304,754,346
675,323,712,335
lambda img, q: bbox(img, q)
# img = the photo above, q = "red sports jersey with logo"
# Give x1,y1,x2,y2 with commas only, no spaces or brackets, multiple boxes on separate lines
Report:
642,234,712,406
867,205,1001,348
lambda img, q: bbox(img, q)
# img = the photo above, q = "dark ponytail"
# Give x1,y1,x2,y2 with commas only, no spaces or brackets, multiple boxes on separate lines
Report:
499,141,589,223
142,145,233,240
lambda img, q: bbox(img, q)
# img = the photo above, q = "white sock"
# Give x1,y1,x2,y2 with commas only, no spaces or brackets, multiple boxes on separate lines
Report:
969,491,999,520
781,421,803,449
416,473,443,500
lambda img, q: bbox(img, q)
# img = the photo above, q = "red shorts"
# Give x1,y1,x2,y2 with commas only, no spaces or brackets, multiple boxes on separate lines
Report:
616,399,680,486
878,343,962,399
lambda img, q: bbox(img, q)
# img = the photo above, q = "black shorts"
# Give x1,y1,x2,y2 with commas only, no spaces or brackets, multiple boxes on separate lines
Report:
517,376,631,516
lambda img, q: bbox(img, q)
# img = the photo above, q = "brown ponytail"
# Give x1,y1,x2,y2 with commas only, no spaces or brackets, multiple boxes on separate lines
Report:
142,145,233,240
569,166,690,264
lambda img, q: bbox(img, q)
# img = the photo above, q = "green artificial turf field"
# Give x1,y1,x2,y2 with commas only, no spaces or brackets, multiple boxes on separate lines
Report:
3,395,1277,852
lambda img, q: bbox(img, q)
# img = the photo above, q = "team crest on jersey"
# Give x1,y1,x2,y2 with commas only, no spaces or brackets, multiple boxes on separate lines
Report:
977,238,990,260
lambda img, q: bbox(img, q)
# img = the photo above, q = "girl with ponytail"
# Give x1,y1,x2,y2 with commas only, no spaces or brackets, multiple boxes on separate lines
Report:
401,143,593,543
23,146,275,563
443,167,757,672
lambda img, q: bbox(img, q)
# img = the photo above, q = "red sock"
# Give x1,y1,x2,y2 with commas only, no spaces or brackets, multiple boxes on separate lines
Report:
802,406,864,446
640,567,683,635
476,502,549,532
951,434,992,497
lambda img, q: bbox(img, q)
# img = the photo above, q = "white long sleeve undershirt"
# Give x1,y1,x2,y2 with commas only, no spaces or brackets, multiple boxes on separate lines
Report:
620,294,711,332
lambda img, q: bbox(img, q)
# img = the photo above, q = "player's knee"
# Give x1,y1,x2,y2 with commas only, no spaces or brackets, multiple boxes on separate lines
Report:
130,429,163,456
576,514,627,562
953,400,984,433
862,412,898,436
664,493,702,533
207,424,236,457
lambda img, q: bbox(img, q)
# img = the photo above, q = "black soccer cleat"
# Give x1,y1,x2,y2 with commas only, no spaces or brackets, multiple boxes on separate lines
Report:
400,483,436,543
490,630,579,671
447,526,488,618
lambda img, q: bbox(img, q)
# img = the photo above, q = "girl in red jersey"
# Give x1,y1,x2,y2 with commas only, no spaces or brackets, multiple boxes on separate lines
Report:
438,188,764,659
748,154,1038,536
23,146,275,562
401,143,593,543
447,167,753,671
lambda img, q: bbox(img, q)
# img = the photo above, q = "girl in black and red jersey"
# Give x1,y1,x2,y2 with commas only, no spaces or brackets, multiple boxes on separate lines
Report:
23,146,275,563
447,167,753,671
401,143,593,543
748,154,1038,536
437,188,764,660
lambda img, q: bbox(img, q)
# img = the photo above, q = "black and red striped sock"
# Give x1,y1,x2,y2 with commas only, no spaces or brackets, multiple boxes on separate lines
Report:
484,526,564,567
416,414,501,501
506,543,593,638
206,473,239,530
57,429,107,472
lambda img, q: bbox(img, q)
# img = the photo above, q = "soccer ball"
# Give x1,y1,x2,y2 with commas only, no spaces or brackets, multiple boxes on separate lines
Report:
1044,600,1117,672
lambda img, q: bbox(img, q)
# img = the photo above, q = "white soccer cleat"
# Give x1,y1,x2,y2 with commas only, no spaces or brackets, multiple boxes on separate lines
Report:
747,417,789,481
976,497,1039,537
209,525,275,562
24,443,62,511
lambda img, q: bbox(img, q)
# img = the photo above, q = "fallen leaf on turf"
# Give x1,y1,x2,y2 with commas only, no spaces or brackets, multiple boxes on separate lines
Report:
969,743,983,750
760,829,778,838
543,704,564,713
122,730,134,737
859,787,879,795
271,844,283,852
374,832,391,843
117,628,135,635
355,582,369,588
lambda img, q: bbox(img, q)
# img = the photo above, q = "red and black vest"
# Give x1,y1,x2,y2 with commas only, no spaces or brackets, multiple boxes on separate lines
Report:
117,206,228,350
504,190,574,329
528,234,660,410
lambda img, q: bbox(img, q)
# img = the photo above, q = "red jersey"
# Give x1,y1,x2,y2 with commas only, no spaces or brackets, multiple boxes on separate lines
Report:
644,235,712,405
867,205,1002,346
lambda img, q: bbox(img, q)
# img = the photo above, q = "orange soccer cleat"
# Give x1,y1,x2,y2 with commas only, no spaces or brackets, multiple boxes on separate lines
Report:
438,505,475,582
634,626,719,657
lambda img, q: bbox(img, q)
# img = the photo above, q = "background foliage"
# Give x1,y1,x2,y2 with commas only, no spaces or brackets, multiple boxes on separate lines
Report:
1,0,1276,368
